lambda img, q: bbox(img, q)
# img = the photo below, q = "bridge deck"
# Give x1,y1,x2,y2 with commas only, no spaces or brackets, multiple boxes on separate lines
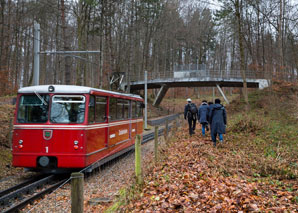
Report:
127,77,264,90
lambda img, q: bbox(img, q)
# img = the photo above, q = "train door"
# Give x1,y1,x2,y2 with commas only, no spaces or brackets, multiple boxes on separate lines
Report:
108,97,130,148
128,100,132,139
95,96,108,147
86,95,108,161
136,101,144,135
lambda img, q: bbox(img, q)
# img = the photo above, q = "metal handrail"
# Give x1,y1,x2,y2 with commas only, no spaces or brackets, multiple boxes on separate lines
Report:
124,69,265,83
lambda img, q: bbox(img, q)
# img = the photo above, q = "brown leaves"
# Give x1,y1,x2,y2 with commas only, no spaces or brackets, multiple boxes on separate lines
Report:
123,126,298,212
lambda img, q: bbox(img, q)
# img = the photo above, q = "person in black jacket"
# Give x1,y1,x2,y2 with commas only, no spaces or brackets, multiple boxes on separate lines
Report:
197,100,209,136
209,99,227,147
184,98,197,136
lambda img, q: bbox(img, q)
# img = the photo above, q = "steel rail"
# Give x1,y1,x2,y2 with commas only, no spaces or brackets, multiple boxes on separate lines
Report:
3,179,67,213
0,175,48,198
0,175,55,206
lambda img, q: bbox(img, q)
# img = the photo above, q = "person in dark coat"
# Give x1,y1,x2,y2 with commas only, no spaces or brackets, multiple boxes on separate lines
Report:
197,100,209,136
207,101,213,133
184,98,197,136
209,99,227,147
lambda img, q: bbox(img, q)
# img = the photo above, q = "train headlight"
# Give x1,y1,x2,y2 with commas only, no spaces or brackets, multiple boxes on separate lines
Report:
48,85,55,92
74,141,79,150
18,140,23,148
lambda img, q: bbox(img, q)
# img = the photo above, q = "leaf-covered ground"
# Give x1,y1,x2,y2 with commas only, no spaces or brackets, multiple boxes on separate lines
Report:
119,128,297,212
116,81,298,212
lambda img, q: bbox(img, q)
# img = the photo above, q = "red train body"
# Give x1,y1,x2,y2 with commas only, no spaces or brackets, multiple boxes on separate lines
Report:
12,85,143,173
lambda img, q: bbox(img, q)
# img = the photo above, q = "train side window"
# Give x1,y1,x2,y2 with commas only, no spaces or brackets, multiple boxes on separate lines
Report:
109,97,117,121
132,101,137,119
137,101,143,118
116,99,124,120
123,100,130,119
88,96,95,123
95,96,107,122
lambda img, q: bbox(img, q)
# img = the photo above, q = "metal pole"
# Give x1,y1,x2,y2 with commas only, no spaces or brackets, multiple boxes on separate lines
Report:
144,71,148,129
33,22,40,86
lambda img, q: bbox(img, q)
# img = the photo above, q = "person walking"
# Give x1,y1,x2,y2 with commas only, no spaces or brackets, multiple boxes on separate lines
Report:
207,101,213,135
197,100,209,136
184,98,197,136
209,99,227,147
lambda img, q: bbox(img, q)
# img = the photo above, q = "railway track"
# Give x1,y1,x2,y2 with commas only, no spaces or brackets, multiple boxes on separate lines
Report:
0,175,67,213
0,116,179,212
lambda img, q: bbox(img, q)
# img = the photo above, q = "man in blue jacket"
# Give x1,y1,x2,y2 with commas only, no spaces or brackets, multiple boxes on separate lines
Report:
198,100,209,136
209,98,227,147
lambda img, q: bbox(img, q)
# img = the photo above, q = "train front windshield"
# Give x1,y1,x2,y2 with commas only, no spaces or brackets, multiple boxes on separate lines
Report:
17,94,86,124
17,95,49,123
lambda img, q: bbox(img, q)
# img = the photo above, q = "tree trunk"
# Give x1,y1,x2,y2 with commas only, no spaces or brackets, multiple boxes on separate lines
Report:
235,0,249,106
61,0,71,85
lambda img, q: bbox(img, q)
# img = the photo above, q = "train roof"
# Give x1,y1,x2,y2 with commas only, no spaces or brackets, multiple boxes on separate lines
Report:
18,85,143,100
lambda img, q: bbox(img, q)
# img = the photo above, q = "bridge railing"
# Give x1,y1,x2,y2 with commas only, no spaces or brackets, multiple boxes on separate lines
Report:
125,69,264,83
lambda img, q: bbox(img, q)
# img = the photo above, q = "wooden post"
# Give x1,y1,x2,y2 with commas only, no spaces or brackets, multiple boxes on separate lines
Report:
173,118,177,133
154,126,159,163
135,135,143,185
71,172,84,213
164,120,169,143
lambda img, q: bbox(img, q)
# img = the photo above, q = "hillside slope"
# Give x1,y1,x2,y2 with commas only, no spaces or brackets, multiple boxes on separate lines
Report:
114,81,298,212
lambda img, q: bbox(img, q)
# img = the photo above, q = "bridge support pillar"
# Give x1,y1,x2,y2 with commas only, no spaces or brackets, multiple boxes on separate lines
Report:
216,84,230,104
153,85,169,107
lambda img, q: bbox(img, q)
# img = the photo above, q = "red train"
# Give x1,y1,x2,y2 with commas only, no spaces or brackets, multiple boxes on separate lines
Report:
12,85,144,173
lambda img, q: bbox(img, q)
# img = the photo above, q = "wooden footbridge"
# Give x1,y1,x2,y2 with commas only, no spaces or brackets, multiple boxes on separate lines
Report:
116,65,268,106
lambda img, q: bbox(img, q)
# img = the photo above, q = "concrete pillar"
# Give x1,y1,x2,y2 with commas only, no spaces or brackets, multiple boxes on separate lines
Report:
153,85,169,107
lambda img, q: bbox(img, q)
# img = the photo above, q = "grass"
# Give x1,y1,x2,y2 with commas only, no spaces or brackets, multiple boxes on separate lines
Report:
223,83,298,180
226,111,297,179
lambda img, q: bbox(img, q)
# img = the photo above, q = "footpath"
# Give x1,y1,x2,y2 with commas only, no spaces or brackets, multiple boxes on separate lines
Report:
120,124,298,212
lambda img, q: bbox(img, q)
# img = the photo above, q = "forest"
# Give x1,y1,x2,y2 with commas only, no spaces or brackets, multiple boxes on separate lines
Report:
0,0,297,96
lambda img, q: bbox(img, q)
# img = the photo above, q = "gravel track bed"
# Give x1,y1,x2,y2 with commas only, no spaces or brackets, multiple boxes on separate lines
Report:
21,134,160,212
0,171,37,191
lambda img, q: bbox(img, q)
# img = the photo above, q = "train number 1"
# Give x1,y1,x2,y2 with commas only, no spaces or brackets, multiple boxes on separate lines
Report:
45,146,49,153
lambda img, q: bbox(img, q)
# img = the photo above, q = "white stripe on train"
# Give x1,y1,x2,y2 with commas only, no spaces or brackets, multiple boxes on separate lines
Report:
13,119,143,130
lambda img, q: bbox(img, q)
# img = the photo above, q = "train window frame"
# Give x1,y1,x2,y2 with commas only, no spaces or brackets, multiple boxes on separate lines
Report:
132,101,137,119
52,95,85,103
109,97,117,121
123,100,130,119
95,96,107,123
17,94,49,123
116,99,125,120
50,95,86,124
136,101,143,118
88,95,95,123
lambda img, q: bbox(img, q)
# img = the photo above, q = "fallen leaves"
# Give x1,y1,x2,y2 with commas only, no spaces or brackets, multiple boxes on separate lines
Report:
122,126,298,212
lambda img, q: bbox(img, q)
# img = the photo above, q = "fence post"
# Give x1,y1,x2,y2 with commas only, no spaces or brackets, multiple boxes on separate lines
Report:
154,126,159,163
71,172,84,213
135,135,143,185
164,120,169,143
